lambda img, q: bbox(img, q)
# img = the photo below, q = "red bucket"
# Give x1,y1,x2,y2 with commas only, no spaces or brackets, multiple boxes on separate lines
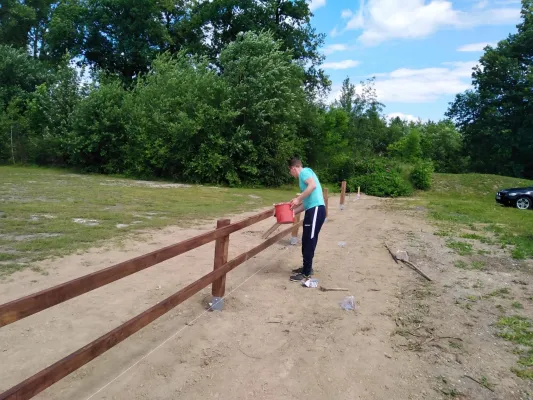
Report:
274,202,294,224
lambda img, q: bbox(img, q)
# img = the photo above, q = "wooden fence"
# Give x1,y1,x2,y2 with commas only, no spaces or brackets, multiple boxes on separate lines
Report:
0,189,331,400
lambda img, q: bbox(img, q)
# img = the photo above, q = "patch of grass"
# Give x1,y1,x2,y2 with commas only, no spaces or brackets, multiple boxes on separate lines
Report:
454,259,485,271
513,368,533,380
479,376,496,391
449,340,463,349
497,315,533,380
420,174,533,260
447,241,474,256
518,352,533,367
460,233,484,240
0,263,26,275
0,253,18,261
435,230,453,237
477,249,491,255
471,261,486,270
460,233,495,245
0,166,296,276
487,288,512,298
412,285,434,299
512,302,524,309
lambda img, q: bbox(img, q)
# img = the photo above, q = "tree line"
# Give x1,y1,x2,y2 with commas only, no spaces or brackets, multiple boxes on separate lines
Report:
0,0,531,188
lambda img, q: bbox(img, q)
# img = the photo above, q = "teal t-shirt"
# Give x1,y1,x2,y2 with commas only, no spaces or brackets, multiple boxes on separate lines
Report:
299,167,325,210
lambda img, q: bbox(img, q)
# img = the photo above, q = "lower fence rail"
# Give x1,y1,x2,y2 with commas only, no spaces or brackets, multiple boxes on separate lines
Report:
0,220,303,400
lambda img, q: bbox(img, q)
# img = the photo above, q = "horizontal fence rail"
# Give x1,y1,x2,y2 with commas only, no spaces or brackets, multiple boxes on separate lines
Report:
0,210,273,328
0,221,302,400
0,187,333,400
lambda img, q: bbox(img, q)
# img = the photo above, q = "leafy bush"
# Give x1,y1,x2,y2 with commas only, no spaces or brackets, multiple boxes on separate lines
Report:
328,157,402,184
68,80,129,174
339,157,413,198
387,128,422,162
410,160,434,190
348,171,412,197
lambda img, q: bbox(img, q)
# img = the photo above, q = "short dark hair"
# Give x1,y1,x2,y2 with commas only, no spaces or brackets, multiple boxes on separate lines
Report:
289,158,303,168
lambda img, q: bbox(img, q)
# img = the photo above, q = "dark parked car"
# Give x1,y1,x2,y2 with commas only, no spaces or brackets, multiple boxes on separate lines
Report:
496,186,533,210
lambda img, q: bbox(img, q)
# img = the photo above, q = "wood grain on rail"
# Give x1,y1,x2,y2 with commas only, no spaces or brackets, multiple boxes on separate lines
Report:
0,209,272,328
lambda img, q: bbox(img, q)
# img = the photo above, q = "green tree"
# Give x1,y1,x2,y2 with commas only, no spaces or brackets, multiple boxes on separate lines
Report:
388,128,422,162
193,0,328,96
220,31,306,185
0,45,48,163
26,56,83,164
334,77,386,157
419,120,467,173
0,45,48,107
0,0,57,58
68,78,129,173
447,0,533,178
50,0,179,82
44,0,86,62
0,0,36,49
123,52,234,182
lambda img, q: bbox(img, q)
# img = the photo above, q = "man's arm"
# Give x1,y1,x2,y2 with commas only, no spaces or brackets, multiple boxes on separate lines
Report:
292,203,304,215
290,176,316,209
298,176,316,201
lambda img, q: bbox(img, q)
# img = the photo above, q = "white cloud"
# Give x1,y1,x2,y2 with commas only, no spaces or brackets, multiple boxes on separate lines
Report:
326,84,343,104
474,0,489,9
368,61,478,103
322,59,361,70
330,26,341,37
341,9,353,19
387,112,421,123
342,0,520,46
322,43,355,55
457,41,496,52
308,0,326,11
346,0,365,30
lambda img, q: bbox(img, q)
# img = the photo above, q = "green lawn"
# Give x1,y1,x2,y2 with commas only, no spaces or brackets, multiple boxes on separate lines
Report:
420,173,533,260
0,166,297,276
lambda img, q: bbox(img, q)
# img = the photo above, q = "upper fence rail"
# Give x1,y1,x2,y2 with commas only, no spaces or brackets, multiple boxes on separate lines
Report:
0,186,336,400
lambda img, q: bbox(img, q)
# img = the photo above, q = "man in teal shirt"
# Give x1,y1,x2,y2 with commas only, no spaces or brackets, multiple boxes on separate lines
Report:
288,158,326,281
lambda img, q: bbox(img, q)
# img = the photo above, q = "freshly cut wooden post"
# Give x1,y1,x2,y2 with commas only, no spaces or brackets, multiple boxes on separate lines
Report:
211,219,230,310
323,188,329,218
340,180,346,210
290,213,301,245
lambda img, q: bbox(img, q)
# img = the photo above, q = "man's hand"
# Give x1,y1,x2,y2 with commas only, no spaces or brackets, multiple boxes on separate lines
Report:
290,196,301,210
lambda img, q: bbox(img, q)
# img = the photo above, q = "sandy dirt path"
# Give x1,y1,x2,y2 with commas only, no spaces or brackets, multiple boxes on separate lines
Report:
1,195,531,400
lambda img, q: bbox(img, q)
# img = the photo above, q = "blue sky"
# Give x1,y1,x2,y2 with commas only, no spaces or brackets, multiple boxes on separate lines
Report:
308,0,522,121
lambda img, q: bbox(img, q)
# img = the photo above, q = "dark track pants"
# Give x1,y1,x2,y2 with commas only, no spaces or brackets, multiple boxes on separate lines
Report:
302,205,326,276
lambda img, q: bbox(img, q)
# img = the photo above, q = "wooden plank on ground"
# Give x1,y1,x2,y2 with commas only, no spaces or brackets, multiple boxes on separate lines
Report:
261,222,280,239
0,209,273,328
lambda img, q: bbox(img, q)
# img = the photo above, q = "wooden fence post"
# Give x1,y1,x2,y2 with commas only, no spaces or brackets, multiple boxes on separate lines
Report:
323,188,329,220
290,213,301,245
211,218,230,311
340,180,346,210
